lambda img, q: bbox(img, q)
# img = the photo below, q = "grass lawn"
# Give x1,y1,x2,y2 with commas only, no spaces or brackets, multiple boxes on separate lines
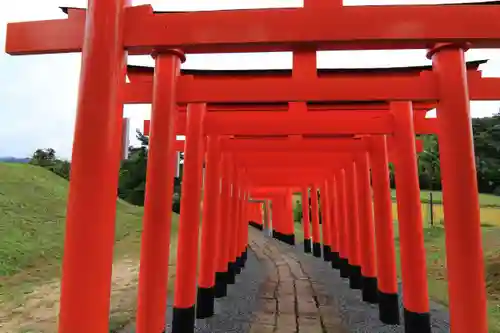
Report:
291,190,500,332
0,163,179,332
391,189,500,208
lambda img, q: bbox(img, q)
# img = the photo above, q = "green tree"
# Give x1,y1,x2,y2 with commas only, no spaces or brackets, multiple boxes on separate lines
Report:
472,113,500,194
29,148,71,180
30,148,56,167
418,134,441,190
118,129,183,209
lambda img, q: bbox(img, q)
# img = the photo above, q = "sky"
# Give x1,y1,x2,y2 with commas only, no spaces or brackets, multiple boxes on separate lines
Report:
1,0,500,159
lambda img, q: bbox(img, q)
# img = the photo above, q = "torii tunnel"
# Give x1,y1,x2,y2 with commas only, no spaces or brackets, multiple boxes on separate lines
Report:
5,1,500,333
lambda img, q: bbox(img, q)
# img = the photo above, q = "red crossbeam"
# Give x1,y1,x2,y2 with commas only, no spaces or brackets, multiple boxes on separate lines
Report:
6,4,500,55
144,111,438,136
124,74,500,103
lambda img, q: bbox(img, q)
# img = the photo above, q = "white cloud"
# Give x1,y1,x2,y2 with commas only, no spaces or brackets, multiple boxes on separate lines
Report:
0,0,499,158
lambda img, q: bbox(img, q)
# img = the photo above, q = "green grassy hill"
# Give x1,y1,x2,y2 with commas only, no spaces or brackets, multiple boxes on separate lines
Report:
0,163,183,331
0,163,145,278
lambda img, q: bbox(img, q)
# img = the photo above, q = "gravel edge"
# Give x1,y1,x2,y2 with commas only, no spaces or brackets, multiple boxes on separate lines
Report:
281,240,451,333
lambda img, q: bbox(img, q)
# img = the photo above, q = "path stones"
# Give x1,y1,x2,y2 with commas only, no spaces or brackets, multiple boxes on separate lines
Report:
248,229,348,333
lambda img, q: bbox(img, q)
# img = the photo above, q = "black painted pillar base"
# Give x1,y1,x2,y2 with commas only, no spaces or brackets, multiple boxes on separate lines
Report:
349,265,363,290
172,305,196,333
242,248,248,266
323,245,331,262
234,257,242,275
312,242,322,258
283,233,295,245
339,257,350,278
330,251,341,270
404,308,431,333
249,221,263,230
303,239,312,253
272,230,280,241
227,262,236,284
378,291,400,325
214,271,228,298
196,286,215,318
361,276,378,304
236,255,244,269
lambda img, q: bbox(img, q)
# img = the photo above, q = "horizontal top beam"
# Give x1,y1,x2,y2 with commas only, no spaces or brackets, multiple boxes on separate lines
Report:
125,73,500,104
169,103,435,112
126,60,486,82
6,4,500,55
222,138,365,152
171,137,424,154
145,110,437,136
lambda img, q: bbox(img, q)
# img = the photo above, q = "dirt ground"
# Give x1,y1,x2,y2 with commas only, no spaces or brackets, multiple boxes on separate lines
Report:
0,257,140,333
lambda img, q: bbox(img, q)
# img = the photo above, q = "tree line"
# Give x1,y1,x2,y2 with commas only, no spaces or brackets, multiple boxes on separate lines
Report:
402,113,500,195
27,113,500,212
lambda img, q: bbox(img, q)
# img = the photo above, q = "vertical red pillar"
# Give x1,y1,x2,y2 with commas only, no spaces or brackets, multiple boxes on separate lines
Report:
310,185,322,258
258,202,264,227
320,182,332,262
430,44,487,333
215,154,230,297
272,195,284,241
235,183,245,270
230,170,242,276
301,187,312,253
392,101,431,333
283,190,296,245
56,0,128,331
136,51,184,333
197,135,221,318
356,152,378,304
369,135,400,325
241,191,249,266
337,169,350,278
172,103,206,333
248,200,264,230
225,158,237,285
265,199,272,235
345,160,363,290
328,177,341,269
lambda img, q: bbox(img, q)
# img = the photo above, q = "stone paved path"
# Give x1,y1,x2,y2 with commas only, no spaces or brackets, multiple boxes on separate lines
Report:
248,229,348,333
121,227,449,332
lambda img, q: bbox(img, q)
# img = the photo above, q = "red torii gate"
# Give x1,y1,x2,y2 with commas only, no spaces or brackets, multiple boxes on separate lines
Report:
5,2,498,333
150,124,426,326
164,127,429,319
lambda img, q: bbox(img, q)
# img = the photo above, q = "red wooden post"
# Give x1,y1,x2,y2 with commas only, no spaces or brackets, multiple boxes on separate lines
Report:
241,191,249,266
301,187,312,253
265,199,272,235
369,135,400,325
320,182,332,262
337,169,350,279
310,185,322,258
235,181,245,271
215,154,231,298
172,103,206,333
328,176,341,269
429,44,488,333
392,101,431,333
136,51,184,333
272,195,284,241
225,158,237,285
356,151,378,304
345,160,363,290
57,1,130,332
230,169,242,275
283,190,296,245
197,135,222,318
